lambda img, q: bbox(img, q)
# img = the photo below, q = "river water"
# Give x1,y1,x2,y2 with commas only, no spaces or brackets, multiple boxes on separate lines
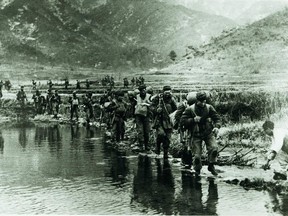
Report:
0,123,286,215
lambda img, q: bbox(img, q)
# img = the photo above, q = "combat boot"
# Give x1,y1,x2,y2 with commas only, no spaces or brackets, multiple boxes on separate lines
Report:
208,163,218,176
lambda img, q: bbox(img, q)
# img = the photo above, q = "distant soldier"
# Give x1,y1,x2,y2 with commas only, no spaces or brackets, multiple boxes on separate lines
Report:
5,80,11,91
16,86,27,106
135,77,141,87
131,77,135,87
69,91,80,121
32,90,42,114
64,78,69,89
47,80,53,89
86,79,90,89
83,92,95,124
76,80,81,89
0,80,3,99
139,76,145,84
46,89,54,115
123,78,129,88
110,77,115,89
32,80,37,90
53,90,61,118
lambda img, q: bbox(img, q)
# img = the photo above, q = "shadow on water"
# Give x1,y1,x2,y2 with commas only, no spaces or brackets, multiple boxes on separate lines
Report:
35,125,47,147
47,124,62,157
132,156,175,215
175,173,218,215
18,127,27,150
3,123,288,215
102,140,130,186
83,125,96,152
0,130,4,154
267,190,288,215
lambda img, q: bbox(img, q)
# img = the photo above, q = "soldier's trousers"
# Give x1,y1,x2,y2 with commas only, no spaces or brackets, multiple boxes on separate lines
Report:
70,105,79,120
190,134,218,171
135,115,150,150
112,118,125,142
156,128,172,157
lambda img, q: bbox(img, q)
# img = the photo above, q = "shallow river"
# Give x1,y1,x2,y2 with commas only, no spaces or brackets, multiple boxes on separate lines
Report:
0,123,286,215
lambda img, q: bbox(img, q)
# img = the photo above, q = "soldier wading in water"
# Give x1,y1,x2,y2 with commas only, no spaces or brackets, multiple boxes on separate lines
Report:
181,91,221,176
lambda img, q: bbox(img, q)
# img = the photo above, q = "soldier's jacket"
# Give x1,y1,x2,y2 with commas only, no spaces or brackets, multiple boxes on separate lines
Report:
53,95,61,104
174,100,188,129
17,90,26,101
107,99,127,120
181,103,220,137
151,94,177,129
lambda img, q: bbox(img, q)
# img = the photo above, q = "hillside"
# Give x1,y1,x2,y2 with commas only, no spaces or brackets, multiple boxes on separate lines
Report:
154,8,288,90
237,0,288,24
0,0,237,78
0,0,126,68
163,0,288,25
92,0,236,59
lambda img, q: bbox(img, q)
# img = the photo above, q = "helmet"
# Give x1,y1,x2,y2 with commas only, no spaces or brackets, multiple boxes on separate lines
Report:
187,92,197,105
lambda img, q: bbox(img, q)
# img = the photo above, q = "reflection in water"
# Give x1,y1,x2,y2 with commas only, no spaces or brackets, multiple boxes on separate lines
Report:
107,150,129,185
70,125,80,149
83,125,96,152
207,178,219,215
47,125,62,156
0,130,4,153
132,156,175,214
175,173,218,215
267,190,288,215
18,127,27,149
0,124,280,215
34,126,47,147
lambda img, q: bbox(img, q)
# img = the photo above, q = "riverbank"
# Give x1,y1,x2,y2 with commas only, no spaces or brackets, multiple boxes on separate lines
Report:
2,90,288,196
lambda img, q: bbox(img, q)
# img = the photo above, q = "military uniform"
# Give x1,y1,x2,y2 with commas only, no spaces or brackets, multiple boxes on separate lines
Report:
135,84,151,152
181,92,220,175
152,86,177,159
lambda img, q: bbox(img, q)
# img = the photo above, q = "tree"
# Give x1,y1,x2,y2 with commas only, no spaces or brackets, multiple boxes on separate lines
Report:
169,50,177,61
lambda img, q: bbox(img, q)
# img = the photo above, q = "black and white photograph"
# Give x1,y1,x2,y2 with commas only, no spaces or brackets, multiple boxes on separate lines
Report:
0,0,288,215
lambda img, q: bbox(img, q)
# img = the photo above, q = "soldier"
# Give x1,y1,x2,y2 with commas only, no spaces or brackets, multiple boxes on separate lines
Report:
76,80,81,89
46,89,54,115
64,78,69,89
181,91,221,176
86,79,90,89
134,84,152,152
151,85,177,159
47,79,53,89
5,80,11,91
69,91,80,121
32,80,37,90
110,77,115,89
16,86,27,106
32,90,42,114
83,92,95,124
174,92,197,168
123,78,129,88
107,90,127,142
262,120,288,176
0,80,3,99
53,90,61,118
131,77,135,87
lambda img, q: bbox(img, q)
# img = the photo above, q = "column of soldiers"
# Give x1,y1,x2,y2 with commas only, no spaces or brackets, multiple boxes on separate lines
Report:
131,85,221,176
100,83,220,176
13,77,221,176
31,88,62,118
